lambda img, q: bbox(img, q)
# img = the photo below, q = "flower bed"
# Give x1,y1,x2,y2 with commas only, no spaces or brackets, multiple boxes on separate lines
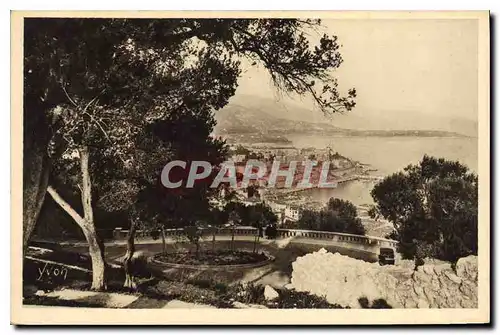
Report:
153,250,270,267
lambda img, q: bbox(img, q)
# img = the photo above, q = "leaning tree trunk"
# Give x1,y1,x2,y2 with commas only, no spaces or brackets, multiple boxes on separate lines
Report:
48,185,107,291
46,145,107,291
123,219,137,290
22,108,51,256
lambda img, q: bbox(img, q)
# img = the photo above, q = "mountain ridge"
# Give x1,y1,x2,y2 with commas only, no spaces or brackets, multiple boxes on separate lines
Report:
214,100,472,139
222,94,478,138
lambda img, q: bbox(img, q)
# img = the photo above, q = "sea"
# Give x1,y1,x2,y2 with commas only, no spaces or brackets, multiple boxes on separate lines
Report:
287,135,478,206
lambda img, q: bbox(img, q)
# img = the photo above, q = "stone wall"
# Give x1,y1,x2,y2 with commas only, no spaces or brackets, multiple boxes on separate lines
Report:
289,248,478,308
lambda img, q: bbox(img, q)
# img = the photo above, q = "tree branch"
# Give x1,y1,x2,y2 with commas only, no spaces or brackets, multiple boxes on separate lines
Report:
60,80,78,108
47,185,85,226
82,89,106,114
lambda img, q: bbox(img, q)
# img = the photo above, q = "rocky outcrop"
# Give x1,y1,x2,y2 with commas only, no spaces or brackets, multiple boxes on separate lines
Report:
264,285,279,300
289,248,478,308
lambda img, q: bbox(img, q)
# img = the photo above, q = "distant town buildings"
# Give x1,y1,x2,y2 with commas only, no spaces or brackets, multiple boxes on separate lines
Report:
268,201,287,214
284,205,301,222
217,144,360,227
230,154,246,163
265,200,302,225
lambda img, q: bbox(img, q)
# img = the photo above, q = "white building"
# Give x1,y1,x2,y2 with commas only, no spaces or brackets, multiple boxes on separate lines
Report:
284,205,301,222
268,201,287,215
231,154,246,163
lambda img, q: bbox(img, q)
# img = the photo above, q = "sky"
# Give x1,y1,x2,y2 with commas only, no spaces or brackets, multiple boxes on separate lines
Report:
233,19,479,130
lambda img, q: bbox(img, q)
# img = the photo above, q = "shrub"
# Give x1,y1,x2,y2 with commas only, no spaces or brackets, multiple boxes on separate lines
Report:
130,253,153,278
219,283,266,305
213,282,229,294
358,296,370,308
298,198,365,235
358,296,392,309
370,155,478,263
237,283,266,305
268,288,347,309
371,299,392,309
265,225,278,239
150,229,160,240
220,284,349,309
186,279,214,289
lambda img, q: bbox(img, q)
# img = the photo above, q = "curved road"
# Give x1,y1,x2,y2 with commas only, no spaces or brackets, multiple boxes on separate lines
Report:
56,234,383,265
30,235,408,289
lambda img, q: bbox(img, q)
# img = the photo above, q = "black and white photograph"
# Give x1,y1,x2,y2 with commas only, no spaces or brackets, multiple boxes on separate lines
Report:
11,11,490,325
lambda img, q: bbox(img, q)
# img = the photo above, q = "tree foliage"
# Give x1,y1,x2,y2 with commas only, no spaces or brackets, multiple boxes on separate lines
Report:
24,18,357,289
249,203,278,228
25,18,356,145
221,202,276,227
25,18,357,226
370,155,478,263
298,198,365,235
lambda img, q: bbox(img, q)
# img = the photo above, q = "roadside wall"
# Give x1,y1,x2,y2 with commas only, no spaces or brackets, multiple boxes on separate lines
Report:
289,248,478,308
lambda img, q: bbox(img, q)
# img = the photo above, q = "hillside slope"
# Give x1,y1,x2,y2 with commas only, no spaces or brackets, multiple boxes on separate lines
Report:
214,100,470,138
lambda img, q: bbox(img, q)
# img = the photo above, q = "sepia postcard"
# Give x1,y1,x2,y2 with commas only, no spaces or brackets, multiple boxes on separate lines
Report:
11,10,490,325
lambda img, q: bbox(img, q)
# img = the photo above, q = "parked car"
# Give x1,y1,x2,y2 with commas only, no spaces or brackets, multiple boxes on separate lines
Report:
378,247,395,265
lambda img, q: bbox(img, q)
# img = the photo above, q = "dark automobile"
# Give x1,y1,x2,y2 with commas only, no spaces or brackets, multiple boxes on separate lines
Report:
378,247,395,265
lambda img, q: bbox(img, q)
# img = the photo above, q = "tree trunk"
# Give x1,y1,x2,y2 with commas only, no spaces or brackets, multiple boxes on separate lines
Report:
231,226,235,251
46,145,107,291
79,146,107,290
22,153,50,255
161,226,166,254
47,186,107,290
253,226,263,253
123,219,137,290
82,225,107,291
212,230,216,252
22,110,51,256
